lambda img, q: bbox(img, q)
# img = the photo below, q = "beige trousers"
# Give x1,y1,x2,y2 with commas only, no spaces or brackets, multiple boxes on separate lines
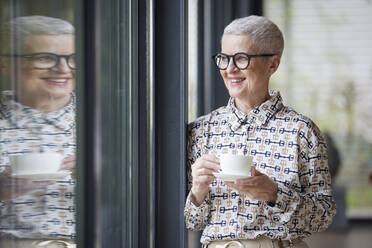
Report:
205,236,309,248
0,238,76,248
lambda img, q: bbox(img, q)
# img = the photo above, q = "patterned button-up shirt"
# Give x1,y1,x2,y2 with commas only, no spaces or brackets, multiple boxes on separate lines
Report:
184,91,336,245
0,91,76,240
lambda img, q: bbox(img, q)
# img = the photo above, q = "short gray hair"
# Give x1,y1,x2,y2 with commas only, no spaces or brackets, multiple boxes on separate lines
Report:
223,15,284,56
0,15,74,53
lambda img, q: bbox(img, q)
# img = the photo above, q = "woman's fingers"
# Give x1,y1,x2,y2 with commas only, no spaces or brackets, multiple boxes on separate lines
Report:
0,178,54,199
223,174,278,201
60,161,74,170
189,155,220,206
194,175,215,183
235,178,256,186
27,180,55,190
192,162,218,172
61,155,75,163
223,181,234,187
60,155,76,170
194,167,217,176
193,156,221,171
201,154,219,162
191,155,220,183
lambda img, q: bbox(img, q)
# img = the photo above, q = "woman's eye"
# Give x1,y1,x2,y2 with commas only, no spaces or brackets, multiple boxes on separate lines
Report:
220,57,228,62
35,56,55,62
236,56,248,62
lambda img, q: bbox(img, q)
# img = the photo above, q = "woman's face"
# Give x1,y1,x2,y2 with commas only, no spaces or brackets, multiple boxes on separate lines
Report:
220,34,275,100
11,34,75,103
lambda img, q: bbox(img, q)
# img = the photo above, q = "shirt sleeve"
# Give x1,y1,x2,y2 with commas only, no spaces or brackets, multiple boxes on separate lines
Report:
0,158,10,200
184,192,211,230
184,120,212,231
266,121,336,239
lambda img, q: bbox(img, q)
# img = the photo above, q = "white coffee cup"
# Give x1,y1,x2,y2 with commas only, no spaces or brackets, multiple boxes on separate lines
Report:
9,153,63,175
219,154,253,175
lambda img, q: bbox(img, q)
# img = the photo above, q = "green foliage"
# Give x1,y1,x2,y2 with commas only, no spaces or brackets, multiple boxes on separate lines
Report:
347,187,372,208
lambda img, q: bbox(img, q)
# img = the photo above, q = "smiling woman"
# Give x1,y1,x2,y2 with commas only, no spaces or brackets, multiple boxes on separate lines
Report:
185,15,336,248
218,26,281,113
0,15,77,247
0,17,75,112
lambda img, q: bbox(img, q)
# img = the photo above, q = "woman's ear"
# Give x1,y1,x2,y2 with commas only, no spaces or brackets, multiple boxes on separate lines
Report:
268,55,281,75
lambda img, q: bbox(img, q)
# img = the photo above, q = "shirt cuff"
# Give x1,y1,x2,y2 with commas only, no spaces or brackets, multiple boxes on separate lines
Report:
184,193,210,230
185,192,210,212
266,185,299,213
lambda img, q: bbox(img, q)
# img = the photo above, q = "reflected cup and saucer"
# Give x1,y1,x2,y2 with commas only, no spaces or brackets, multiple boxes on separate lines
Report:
9,153,71,181
11,171,71,180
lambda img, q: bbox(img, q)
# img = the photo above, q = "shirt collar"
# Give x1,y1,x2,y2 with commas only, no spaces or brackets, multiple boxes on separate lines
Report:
227,90,284,131
0,90,75,130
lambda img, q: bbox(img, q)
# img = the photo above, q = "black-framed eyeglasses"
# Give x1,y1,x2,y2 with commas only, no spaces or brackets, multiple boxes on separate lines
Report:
212,52,275,70
0,52,76,70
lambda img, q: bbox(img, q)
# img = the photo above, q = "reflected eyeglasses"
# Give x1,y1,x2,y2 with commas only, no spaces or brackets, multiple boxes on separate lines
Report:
0,53,76,70
212,52,275,70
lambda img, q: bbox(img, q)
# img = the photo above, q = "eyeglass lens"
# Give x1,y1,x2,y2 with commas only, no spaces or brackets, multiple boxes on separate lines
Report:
31,53,75,69
215,53,249,70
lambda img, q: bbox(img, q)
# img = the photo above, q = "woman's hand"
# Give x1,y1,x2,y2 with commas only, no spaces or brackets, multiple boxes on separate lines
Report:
190,154,221,206
224,166,278,202
0,167,53,200
60,155,75,178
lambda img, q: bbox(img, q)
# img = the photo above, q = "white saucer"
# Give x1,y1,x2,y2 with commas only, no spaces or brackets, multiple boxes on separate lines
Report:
11,170,71,180
213,172,251,181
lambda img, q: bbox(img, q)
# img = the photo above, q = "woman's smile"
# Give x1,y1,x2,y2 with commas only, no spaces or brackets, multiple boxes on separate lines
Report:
42,77,72,86
228,77,246,86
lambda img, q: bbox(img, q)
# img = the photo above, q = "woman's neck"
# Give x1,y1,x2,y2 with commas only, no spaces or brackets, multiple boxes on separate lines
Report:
17,94,71,113
234,90,270,114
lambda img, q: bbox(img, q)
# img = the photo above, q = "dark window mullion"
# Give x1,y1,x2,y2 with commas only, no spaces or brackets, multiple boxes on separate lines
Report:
76,0,138,247
154,0,187,247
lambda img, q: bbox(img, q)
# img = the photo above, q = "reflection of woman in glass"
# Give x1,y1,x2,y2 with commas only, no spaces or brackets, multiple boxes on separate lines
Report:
184,15,336,248
0,16,76,247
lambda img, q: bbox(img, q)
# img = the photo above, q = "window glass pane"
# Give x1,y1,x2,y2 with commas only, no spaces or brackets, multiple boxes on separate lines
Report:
0,1,76,247
188,0,199,123
265,0,372,219
187,1,201,246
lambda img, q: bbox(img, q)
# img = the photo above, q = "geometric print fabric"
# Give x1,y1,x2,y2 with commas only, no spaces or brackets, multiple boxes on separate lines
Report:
184,91,336,245
0,91,76,240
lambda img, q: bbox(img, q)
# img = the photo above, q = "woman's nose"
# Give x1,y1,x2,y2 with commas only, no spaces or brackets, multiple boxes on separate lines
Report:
52,57,71,72
226,59,238,72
